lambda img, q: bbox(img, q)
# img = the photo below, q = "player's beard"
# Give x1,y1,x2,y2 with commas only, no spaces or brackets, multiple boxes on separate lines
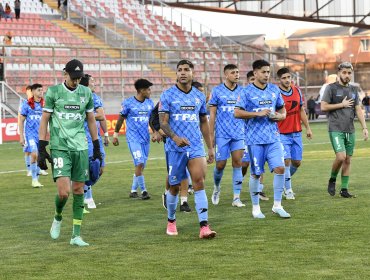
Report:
339,76,350,85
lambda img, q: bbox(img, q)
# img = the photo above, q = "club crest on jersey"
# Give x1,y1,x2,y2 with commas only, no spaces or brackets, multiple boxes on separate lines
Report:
80,97,85,103
272,93,276,99
195,98,200,105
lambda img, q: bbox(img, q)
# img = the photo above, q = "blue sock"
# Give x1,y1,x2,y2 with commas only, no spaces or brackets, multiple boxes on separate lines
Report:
84,185,92,199
290,165,298,177
137,175,146,192
131,175,138,192
194,189,208,223
249,175,260,205
285,166,292,191
213,167,223,189
273,173,285,202
258,183,264,192
25,155,31,172
31,162,38,180
232,167,243,195
167,192,178,220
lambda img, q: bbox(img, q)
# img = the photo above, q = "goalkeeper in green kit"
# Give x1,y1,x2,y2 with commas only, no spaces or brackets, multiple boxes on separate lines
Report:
38,59,102,247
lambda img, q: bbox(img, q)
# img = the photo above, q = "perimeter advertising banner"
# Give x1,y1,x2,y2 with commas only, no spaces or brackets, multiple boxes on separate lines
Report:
0,115,125,143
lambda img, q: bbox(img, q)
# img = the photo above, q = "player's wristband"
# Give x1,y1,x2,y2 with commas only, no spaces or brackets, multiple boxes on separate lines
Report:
104,132,109,137
113,132,119,138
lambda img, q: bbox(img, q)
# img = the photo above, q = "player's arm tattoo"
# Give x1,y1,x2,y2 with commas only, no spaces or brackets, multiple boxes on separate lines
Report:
159,112,176,139
114,115,125,133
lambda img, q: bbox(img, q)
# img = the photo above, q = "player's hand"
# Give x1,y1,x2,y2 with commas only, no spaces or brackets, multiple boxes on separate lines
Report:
112,132,119,146
306,128,313,139
19,136,25,146
92,139,102,162
104,136,110,146
342,96,354,108
38,140,52,170
173,135,189,147
270,112,285,122
257,109,271,117
207,147,215,164
151,131,162,143
158,129,167,137
363,128,368,141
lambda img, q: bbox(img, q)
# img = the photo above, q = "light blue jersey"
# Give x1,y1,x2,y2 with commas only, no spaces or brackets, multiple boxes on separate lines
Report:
208,83,244,140
20,100,43,141
120,96,154,144
159,85,207,153
236,83,284,145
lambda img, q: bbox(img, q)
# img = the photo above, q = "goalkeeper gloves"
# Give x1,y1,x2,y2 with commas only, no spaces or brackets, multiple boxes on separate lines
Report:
92,139,102,162
38,140,52,170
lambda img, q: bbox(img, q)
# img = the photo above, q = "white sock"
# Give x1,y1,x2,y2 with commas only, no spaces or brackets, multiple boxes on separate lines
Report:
273,200,282,209
233,193,240,200
252,204,261,213
180,196,187,204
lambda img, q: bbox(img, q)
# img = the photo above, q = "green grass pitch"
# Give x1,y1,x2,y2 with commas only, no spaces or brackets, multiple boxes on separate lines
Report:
0,121,369,279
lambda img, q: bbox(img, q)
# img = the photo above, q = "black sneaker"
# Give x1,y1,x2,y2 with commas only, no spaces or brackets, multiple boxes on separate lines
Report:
180,201,191,213
162,192,167,210
327,180,336,196
340,189,356,198
141,191,151,200
129,192,139,198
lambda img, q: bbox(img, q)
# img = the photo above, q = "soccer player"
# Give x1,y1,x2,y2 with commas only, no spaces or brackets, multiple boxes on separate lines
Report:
277,67,313,199
159,59,216,238
39,59,102,246
209,64,245,207
321,62,368,198
235,59,291,219
18,84,44,187
112,79,154,200
80,74,109,209
242,71,269,201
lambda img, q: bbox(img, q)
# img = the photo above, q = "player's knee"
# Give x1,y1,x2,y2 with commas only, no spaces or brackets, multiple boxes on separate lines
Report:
231,159,242,168
215,161,226,170
336,153,346,162
274,166,285,174
292,160,301,168
169,185,180,195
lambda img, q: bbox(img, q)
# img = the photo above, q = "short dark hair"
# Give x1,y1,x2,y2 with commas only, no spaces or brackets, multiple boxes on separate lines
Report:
79,74,92,87
26,85,32,91
252,59,270,70
224,64,238,73
177,59,194,69
31,83,43,90
277,67,290,78
246,71,254,79
338,62,353,71
192,81,203,90
134,79,153,91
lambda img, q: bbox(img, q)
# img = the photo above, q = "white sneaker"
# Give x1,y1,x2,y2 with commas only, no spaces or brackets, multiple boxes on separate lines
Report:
285,189,295,200
231,198,246,207
211,186,220,205
32,180,43,188
50,218,62,239
27,170,32,177
39,169,48,176
85,198,97,209
252,211,265,219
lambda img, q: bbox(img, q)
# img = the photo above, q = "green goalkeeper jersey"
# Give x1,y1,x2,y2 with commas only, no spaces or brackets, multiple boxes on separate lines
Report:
43,83,94,151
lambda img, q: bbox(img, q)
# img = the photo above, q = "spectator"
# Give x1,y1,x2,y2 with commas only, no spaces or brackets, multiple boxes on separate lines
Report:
4,3,13,20
3,31,12,56
61,0,67,19
362,92,370,119
307,96,316,120
14,0,20,19
0,3,5,20
57,0,61,9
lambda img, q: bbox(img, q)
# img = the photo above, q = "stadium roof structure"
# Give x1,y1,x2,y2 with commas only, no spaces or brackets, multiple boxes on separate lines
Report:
150,0,370,29
288,27,370,39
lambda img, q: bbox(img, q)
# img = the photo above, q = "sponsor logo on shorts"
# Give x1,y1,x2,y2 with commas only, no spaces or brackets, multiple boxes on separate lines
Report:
64,105,80,110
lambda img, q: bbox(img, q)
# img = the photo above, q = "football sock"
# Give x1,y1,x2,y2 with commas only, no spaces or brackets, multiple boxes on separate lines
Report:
213,167,223,190
194,189,208,223
137,175,146,192
232,167,243,197
31,162,38,180
167,192,178,220
330,170,339,181
249,175,260,206
273,173,285,201
72,194,84,238
25,155,31,172
341,175,349,189
84,184,92,200
290,165,298,177
258,183,264,192
180,196,187,204
131,174,138,192
54,194,68,221
284,166,292,191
